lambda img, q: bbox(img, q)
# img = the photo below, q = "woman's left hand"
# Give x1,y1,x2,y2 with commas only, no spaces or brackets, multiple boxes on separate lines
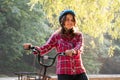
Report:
65,49,73,57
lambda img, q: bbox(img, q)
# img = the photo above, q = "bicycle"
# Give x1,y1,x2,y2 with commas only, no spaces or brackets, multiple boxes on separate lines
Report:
15,45,65,80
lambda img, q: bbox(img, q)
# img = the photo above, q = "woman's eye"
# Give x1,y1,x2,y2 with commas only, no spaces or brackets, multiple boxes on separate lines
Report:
66,19,75,22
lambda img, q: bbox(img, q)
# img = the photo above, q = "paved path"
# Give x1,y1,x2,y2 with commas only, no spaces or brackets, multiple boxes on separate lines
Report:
0,77,17,80
0,74,120,80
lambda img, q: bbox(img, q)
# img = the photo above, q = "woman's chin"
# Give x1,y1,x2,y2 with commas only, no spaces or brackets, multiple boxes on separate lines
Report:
68,27,73,30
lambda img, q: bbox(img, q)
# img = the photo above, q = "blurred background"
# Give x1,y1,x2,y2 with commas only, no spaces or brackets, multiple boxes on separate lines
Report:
0,0,120,77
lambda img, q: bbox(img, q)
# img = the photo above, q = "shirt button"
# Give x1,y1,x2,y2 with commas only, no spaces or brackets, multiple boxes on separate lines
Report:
72,69,75,72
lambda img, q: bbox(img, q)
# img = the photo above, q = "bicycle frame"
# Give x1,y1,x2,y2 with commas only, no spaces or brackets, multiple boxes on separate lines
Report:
30,46,65,80
15,45,65,80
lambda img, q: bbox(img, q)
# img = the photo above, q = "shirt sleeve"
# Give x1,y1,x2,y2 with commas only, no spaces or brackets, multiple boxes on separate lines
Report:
39,33,57,55
73,33,84,53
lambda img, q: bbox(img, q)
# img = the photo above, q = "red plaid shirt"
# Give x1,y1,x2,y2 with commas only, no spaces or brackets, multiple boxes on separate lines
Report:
38,32,86,75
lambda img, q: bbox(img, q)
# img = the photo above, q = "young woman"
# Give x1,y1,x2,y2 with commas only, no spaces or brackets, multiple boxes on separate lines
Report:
24,9,89,80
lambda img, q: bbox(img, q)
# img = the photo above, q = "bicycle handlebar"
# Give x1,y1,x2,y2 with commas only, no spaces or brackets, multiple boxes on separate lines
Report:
23,44,65,77
29,46,65,67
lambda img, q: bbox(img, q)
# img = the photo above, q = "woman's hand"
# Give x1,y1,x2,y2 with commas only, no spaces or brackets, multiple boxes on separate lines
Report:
23,43,32,50
65,49,76,57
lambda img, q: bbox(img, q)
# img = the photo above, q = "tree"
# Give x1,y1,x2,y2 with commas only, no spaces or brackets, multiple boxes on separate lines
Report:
28,0,120,40
0,0,52,73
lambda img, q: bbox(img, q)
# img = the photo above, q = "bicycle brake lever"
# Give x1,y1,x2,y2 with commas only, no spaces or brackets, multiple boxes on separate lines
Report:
30,46,40,53
30,46,35,49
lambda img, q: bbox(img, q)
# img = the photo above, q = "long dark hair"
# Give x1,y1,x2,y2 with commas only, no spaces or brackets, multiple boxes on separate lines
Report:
59,13,76,38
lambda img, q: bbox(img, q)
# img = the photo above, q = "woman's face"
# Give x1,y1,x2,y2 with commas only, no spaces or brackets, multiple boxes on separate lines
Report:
64,14,75,30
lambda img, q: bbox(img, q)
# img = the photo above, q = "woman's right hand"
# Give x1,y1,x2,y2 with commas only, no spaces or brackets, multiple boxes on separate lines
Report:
23,43,40,55
23,43,32,50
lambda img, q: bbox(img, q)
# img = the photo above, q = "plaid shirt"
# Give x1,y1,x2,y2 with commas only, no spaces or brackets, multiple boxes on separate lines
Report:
38,32,86,75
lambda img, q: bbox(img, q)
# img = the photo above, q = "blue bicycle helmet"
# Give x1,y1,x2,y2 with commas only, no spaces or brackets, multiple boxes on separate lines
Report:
59,9,75,23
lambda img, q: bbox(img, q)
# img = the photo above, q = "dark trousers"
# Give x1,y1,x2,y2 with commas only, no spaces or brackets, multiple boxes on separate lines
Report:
57,73,89,80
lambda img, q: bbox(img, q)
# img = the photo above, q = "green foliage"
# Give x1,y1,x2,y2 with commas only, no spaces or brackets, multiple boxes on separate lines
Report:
0,0,52,74
99,46,120,74
83,35,102,74
0,58,34,74
82,53,102,74
83,33,120,74
29,0,120,40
